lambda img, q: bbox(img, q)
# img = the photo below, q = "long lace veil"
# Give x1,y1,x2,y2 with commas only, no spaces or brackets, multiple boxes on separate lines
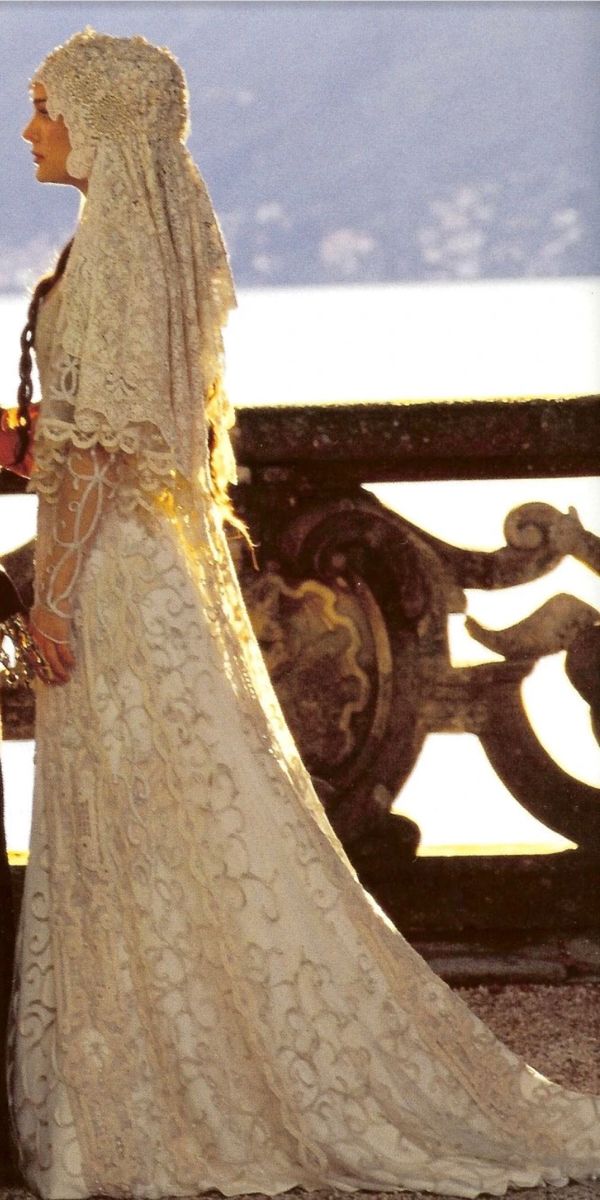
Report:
30,28,238,515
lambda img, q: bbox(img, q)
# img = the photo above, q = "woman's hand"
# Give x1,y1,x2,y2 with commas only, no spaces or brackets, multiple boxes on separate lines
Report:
28,604,76,684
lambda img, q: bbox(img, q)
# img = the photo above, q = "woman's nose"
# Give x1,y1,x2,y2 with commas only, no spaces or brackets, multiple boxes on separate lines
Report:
22,118,35,143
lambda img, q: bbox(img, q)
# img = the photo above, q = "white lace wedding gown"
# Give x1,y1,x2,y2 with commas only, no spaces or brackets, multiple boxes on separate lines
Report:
8,281,600,1199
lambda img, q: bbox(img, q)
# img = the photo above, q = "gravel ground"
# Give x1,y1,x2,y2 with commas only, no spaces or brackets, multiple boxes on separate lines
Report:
2,982,598,1200
454,982,600,1094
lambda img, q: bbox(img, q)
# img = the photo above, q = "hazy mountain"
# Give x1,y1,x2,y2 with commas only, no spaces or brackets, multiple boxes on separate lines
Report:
1,1,599,291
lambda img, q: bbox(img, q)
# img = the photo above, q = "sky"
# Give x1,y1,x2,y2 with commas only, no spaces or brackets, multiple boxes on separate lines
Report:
2,1,599,289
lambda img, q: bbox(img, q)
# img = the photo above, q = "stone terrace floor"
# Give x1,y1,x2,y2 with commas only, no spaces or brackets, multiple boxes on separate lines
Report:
2,981,599,1200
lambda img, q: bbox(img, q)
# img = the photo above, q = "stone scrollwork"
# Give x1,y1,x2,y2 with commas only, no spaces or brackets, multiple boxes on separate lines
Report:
464,503,600,746
466,595,599,663
235,489,600,861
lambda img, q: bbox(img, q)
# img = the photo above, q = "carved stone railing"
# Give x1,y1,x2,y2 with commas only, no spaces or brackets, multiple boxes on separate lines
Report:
228,397,600,935
2,395,599,938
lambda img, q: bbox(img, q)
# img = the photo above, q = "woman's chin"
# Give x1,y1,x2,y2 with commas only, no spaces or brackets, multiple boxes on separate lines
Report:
34,163,85,191
33,160,58,180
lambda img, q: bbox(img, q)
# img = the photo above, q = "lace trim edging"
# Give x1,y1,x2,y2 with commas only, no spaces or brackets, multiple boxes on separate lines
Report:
27,419,183,516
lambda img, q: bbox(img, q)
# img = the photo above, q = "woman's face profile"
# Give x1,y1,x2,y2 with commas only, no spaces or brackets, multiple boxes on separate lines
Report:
22,82,87,193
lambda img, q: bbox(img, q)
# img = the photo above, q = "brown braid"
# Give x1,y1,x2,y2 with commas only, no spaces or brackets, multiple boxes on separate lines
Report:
14,237,74,465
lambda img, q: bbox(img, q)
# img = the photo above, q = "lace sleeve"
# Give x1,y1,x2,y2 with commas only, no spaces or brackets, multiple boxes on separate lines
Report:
28,406,173,517
31,443,119,645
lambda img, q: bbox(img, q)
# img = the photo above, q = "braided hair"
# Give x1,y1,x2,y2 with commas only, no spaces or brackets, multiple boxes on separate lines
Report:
14,237,74,466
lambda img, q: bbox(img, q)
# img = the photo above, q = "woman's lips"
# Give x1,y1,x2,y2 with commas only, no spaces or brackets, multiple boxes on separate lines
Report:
33,153,44,161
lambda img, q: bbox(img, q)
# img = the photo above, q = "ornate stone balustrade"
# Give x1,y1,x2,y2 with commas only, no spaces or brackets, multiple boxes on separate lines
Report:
2,395,599,936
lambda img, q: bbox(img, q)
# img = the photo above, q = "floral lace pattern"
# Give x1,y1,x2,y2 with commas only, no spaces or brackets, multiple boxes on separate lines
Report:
8,263,600,1199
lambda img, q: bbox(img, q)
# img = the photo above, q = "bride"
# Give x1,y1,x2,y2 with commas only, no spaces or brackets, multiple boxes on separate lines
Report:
4,27,599,1200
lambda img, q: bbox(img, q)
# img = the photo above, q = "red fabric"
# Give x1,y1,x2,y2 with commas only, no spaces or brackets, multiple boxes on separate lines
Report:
0,406,39,479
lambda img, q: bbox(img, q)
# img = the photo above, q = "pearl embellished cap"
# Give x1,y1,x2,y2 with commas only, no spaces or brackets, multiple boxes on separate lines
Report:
32,26,189,179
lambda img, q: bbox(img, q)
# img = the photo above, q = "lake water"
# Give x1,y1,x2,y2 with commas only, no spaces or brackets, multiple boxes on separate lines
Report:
2,278,599,855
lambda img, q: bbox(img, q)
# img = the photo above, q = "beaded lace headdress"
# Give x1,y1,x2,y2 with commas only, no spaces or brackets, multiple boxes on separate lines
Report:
31,27,238,510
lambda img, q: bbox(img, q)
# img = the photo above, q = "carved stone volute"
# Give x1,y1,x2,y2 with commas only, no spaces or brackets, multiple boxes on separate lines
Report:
234,482,600,859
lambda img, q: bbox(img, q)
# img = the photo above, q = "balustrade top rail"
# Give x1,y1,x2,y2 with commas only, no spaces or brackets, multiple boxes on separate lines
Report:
1,396,599,496
233,396,600,482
